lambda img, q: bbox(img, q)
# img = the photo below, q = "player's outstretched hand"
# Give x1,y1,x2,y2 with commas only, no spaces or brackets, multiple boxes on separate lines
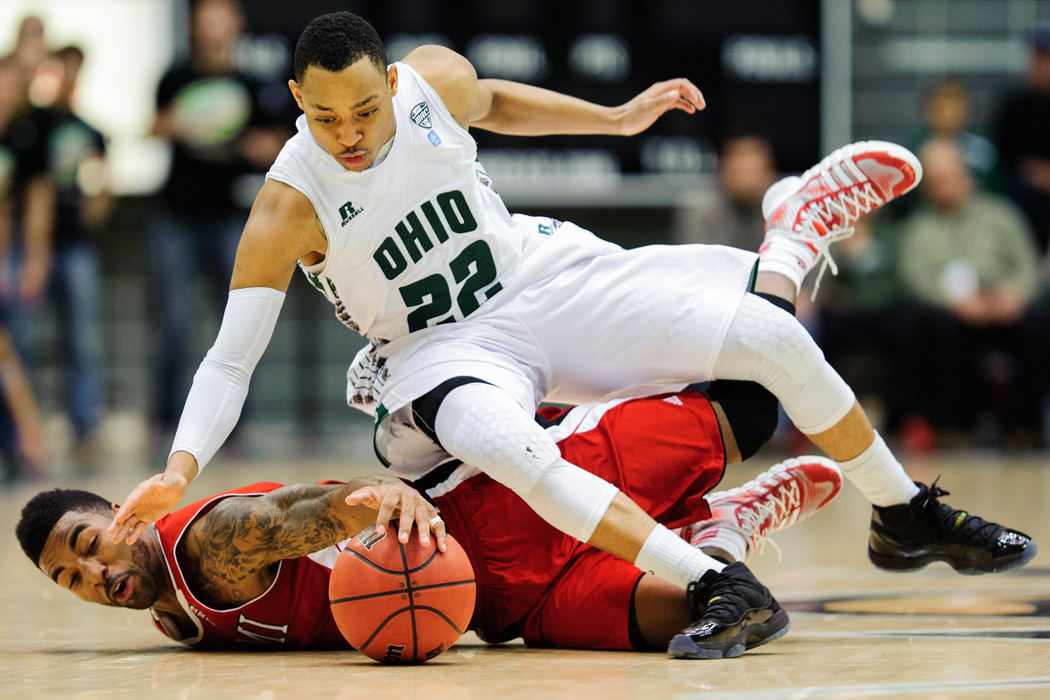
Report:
346,481,448,552
108,471,189,545
618,78,706,136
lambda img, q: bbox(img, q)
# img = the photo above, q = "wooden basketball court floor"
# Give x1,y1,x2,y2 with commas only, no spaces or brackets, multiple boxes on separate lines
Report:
2,452,1048,699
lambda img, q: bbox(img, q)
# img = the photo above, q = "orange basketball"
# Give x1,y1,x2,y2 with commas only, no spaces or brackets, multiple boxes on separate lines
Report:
329,524,476,664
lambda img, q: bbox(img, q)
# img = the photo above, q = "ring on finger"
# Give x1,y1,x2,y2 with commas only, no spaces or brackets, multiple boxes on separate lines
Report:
428,515,443,527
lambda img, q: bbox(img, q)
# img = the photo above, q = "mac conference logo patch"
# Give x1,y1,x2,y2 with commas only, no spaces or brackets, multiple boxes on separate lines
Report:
410,102,431,128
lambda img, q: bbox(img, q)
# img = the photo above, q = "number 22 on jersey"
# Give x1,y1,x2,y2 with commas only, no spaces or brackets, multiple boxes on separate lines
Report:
372,189,503,333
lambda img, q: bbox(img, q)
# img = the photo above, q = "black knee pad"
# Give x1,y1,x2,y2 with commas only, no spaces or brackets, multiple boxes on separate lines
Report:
755,291,797,316
705,379,780,460
411,376,490,446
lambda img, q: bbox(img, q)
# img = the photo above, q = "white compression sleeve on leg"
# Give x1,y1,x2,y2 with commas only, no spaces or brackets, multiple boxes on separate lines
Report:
434,382,617,542
713,293,855,434
169,287,285,470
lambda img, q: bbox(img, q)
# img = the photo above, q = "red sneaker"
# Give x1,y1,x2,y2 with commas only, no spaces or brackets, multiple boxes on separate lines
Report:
690,456,843,561
760,141,922,293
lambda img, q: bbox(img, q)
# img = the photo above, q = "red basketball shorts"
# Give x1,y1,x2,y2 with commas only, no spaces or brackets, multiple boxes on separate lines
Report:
434,386,726,649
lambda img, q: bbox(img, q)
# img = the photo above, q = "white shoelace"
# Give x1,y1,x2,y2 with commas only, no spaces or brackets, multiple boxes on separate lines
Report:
808,226,855,301
799,179,884,300
697,475,802,564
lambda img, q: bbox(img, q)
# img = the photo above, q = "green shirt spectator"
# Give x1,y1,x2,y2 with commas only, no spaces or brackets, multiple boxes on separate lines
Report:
899,139,1040,321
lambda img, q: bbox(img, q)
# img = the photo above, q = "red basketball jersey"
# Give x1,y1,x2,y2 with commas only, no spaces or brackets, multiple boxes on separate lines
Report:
150,482,351,650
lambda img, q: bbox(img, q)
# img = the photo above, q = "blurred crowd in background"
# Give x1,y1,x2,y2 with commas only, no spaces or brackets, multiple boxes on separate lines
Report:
674,28,1050,452
0,0,294,482
0,0,1048,484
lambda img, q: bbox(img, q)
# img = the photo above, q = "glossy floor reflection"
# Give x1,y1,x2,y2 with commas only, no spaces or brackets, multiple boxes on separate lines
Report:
3,452,1048,699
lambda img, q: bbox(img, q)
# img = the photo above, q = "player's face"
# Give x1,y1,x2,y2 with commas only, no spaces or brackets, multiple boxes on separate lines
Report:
193,0,243,48
290,59,398,172
921,141,972,211
38,510,163,610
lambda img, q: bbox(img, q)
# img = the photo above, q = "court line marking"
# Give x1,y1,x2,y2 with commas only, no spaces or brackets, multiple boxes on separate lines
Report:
780,584,1050,601
679,676,1050,699
787,628,1050,642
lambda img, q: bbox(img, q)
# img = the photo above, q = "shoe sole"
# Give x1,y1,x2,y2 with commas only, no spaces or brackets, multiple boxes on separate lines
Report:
868,539,1038,575
804,140,922,201
668,608,790,659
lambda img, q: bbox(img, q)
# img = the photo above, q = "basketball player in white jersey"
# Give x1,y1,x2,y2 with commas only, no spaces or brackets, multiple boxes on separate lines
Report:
109,12,1035,659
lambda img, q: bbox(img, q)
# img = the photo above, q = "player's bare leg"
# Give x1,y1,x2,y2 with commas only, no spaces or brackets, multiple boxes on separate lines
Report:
752,270,798,305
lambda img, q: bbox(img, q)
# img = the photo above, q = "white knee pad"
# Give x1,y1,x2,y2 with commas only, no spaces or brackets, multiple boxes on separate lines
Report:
434,382,617,541
713,294,855,434
434,382,560,494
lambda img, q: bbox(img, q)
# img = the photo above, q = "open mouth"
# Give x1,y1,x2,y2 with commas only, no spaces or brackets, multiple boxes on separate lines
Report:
110,574,133,604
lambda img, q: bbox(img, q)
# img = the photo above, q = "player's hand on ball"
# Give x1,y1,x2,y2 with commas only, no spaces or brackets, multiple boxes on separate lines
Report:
617,78,706,136
345,481,447,552
108,471,189,544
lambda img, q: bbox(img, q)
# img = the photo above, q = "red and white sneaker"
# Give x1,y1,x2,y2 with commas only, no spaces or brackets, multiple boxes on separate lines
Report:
759,141,922,296
688,456,843,562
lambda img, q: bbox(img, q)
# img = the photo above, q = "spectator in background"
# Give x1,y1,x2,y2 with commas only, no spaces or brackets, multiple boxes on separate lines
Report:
898,137,1042,445
0,56,51,479
910,78,998,188
994,21,1050,253
9,16,48,90
30,45,111,467
0,50,52,310
672,134,776,251
148,0,289,449
0,327,44,483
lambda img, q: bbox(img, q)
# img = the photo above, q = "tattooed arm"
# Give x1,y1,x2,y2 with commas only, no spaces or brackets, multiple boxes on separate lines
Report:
183,475,441,605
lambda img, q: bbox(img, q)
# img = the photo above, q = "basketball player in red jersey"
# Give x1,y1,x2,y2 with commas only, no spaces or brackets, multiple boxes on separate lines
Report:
18,387,842,653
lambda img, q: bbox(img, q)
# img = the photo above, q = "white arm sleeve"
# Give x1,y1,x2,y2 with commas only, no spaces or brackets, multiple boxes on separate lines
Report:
168,287,285,470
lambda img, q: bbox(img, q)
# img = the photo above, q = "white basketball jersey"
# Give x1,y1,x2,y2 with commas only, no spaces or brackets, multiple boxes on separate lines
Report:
267,63,548,344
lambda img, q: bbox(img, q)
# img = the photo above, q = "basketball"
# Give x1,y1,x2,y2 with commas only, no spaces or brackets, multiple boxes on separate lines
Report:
329,524,476,664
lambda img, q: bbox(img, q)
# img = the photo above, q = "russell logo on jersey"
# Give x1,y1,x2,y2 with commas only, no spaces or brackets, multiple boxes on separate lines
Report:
338,201,365,226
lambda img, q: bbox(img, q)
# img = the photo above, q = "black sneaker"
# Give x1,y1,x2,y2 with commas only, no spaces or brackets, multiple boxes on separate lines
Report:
869,479,1037,575
668,562,790,659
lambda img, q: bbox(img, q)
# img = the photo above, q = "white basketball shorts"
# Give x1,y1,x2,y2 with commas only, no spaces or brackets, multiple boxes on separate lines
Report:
374,220,758,417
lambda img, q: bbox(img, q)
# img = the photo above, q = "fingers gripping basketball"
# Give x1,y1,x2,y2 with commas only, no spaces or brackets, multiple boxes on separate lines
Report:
329,524,476,664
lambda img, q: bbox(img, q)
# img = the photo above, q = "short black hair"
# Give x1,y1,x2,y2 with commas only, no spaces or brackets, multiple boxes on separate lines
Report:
16,489,111,567
294,12,387,83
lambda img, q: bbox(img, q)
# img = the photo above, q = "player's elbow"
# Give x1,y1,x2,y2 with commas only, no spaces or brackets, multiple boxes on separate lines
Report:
198,348,253,388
